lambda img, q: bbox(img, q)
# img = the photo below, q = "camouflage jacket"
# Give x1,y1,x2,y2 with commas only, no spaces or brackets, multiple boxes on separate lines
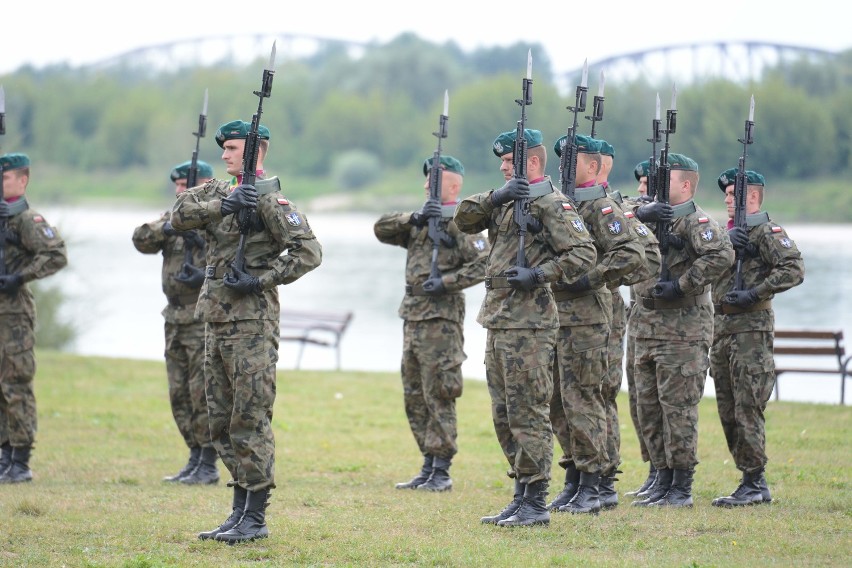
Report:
609,190,662,287
711,212,804,336
374,206,489,323
171,177,322,323
630,200,734,342
132,210,208,325
0,197,68,317
454,176,597,330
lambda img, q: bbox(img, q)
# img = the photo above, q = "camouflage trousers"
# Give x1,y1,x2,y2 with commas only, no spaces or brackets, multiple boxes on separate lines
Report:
0,315,37,447
634,337,709,470
602,291,627,475
550,322,609,474
485,327,556,484
401,319,465,460
205,319,279,491
709,331,775,473
625,305,650,463
164,320,212,449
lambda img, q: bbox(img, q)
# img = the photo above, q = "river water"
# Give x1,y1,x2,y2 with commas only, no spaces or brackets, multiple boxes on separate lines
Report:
40,206,851,405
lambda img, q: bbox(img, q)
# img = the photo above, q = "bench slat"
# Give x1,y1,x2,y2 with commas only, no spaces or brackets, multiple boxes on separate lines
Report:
772,328,849,405
774,346,844,356
775,330,843,340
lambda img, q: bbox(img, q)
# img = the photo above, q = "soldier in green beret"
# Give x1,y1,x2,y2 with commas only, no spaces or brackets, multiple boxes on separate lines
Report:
374,155,489,493
709,169,804,507
132,160,216,485
454,129,597,527
633,159,651,199
172,120,322,543
0,153,68,484
629,153,734,508
545,135,645,514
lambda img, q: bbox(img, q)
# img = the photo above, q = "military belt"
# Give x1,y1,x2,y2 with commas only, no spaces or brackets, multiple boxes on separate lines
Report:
552,287,600,302
484,276,547,290
714,300,772,315
640,292,712,310
166,294,199,307
205,265,264,279
405,284,438,296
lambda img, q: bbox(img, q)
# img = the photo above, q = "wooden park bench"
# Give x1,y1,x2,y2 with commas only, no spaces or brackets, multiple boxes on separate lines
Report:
279,309,353,370
773,329,852,405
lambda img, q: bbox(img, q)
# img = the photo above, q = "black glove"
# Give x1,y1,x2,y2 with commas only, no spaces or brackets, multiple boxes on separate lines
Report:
223,265,261,296
491,178,530,207
162,221,178,237
724,288,759,308
182,230,206,249
0,273,23,295
410,199,442,227
174,263,205,289
652,279,684,300
3,230,20,246
0,201,9,218
636,201,673,223
660,234,685,254
727,227,749,250
421,277,446,296
505,265,544,291
221,184,258,217
563,274,591,293
637,194,654,204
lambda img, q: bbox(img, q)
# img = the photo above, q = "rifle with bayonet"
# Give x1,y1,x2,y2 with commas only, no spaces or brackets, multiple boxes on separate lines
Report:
426,90,453,280
227,42,275,279
0,85,7,277
586,69,605,138
512,50,541,268
646,93,662,201
655,84,677,283
179,89,208,279
558,59,589,201
732,95,756,291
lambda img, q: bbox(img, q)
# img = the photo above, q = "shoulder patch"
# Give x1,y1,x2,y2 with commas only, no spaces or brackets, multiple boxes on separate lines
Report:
474,239,486,251
42,226,56,239
33,215,44,223
635,224,649,236
601,206,614,215
779,237,792,248
562,202,573,210
700,229,715,241
571,218,586,233
277,198,290,205
771,226,783,233
698,216,709,224
607,220,622,235
286,212,302,226
624,211,635,218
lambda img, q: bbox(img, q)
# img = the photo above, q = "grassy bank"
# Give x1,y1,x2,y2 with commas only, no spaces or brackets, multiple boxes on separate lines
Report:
0,351,849,566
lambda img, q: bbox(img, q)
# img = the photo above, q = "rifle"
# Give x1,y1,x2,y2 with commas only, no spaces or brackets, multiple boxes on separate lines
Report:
512,50,541,268
586,69,605,138
655,84,677,283
732,95,756,291
180,89,208,276
646,93,662,201
0,85,7,277
558,59,588,201
426,90,450,280
228,42,276,277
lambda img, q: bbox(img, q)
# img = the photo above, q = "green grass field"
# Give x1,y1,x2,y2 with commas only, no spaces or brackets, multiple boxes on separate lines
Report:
0,351,849,567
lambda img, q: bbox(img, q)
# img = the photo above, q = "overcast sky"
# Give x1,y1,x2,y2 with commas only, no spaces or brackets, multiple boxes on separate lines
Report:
1,1,846,76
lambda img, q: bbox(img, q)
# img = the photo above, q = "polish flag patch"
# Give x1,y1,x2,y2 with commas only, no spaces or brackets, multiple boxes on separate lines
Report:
601,206,614,215
277,198,290,205
625,211,635,218
562,202,573,210
698,217,710,223
771,226,783,233
33,215,44,222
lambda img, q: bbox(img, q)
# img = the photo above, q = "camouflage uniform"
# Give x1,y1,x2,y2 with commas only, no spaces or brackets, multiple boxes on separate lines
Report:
710,212,803,473
454,177,596,483
374,205,488,461
0,199,67,449
630,200,733,472
132,211,210,451
172,177,322,491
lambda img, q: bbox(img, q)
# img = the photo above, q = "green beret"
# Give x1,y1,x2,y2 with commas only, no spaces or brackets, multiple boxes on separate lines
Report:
170,160,214,182
423,155,464,177
553,134,602,158
634,160,650,181
0,153,30,171
215,120,270,148
598,140,615,157
666,153,698,172
716,168,766,192
492,129,543,157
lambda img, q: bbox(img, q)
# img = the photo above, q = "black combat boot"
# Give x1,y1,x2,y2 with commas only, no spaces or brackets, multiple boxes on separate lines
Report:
632,467,672,506
481,480,525,524
395,454,433,489
163,446,201,482
181,446,220,485
650,468,693,507
198,485,248,540
547,463,579,511
417,456,452,492
0,446,33,484
0,442,11,477
215,488,270,544
712,469,763,507
497,480,550,527
598,471,619,510
755,469,772,504
558,471,602,514
625,463,657,497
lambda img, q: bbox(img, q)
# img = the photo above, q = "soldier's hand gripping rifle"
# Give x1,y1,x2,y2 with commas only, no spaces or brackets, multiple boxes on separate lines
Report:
586,69,605,138
180,89,208,278
426,90,453,280
512,50,541,268
0,85,8,277
655,85,678,283
558,59,588,201
227,43,275,280
732,95,755,291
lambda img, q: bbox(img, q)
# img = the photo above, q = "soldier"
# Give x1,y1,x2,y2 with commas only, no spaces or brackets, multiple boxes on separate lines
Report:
546,135,645,515
374,155,489,493
629,153,734,508
171,120,322,543
710,168,804,507
0,153,68,484
132,160,218,485
454,129,596,527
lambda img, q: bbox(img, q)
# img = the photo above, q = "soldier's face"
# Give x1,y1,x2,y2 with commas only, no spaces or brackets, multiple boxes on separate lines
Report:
174,179,188,195
499,155,513,180
1,169,27,199
637,176,648,196
724,186,736,219
221,140,245,177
